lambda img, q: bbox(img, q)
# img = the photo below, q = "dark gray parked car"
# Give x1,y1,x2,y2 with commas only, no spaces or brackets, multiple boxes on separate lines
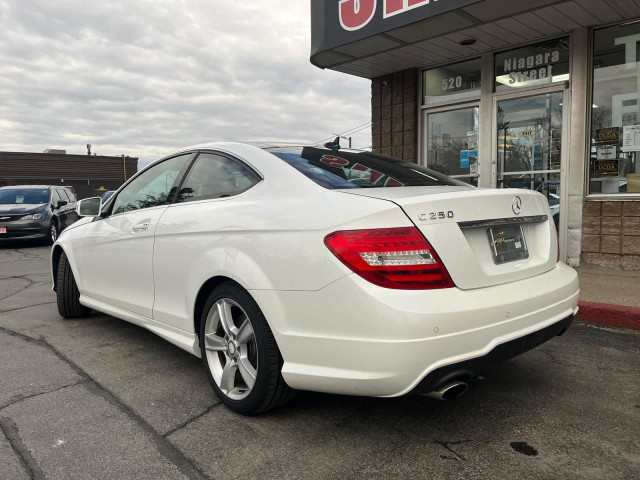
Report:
0,185,78,244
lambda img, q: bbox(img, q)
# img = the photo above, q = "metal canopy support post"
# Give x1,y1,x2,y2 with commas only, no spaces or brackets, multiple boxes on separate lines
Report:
567,27,590,268
479,52,494,189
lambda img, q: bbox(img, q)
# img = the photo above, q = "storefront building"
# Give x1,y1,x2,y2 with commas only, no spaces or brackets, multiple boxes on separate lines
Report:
0,151,138,199
311,0,640,269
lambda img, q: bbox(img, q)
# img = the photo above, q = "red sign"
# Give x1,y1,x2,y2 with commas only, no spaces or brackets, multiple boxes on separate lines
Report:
384,0,430,18
320,154,350,168
384,177,403,187
312,1,480,62
339,0,439,31
351,163,384,184
339,0,377,31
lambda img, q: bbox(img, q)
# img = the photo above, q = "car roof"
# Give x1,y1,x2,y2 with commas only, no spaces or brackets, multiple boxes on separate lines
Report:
137,142,370,178
181,141,365,154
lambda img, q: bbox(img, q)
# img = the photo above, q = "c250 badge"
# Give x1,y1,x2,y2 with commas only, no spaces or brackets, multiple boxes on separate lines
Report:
418,211,454,221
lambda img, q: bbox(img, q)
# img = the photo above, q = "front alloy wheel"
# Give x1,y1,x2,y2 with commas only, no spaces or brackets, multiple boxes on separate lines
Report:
199,282,295,414
48,222,58,245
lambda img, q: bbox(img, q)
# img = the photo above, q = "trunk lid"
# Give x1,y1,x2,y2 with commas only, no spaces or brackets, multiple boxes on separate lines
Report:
339,187,557,290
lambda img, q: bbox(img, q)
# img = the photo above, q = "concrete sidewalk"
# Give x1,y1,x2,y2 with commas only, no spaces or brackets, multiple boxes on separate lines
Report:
576,263,640,330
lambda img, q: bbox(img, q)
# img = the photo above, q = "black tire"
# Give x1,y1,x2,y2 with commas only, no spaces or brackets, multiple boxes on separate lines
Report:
199,282,295,414
56,251,90,319
47,220,58,246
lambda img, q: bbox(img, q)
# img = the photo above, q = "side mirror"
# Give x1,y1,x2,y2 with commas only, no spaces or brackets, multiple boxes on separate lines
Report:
56,200,68,208
77,197,102,217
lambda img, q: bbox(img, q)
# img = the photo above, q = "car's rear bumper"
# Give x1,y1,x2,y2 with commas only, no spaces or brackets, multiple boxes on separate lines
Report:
250,263,579,397
409,314,573,394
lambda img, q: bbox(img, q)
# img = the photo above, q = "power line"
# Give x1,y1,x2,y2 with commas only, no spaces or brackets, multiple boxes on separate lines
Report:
314,121,372,145
350,125,373,134
342,121,372,135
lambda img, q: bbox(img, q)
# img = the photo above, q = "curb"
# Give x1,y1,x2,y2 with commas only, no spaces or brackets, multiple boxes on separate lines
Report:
576,301,640,331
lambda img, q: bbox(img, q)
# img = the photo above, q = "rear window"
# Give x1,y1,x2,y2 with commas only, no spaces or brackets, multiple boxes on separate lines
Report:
266,147,467,189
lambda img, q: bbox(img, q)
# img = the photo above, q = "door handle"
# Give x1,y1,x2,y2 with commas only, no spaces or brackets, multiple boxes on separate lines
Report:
132,221,151,233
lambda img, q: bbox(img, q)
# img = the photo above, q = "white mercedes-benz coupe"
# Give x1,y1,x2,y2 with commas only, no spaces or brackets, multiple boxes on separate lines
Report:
52,142,579,414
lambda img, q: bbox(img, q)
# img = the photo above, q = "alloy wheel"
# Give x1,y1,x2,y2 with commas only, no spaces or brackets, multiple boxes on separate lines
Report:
203,298,258,400
50,223,58,242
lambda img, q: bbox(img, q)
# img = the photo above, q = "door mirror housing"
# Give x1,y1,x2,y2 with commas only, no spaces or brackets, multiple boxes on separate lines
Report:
55,200,68,209
77,197,102,217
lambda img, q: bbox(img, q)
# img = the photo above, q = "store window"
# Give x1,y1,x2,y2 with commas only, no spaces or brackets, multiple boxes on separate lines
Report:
422,58,481,106
495,38,570,93
426,106,479,186
496,92,563,230
590,24,640,195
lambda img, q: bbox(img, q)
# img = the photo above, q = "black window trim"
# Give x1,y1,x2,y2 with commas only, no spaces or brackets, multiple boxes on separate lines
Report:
100,151,197,219
169,149,264,206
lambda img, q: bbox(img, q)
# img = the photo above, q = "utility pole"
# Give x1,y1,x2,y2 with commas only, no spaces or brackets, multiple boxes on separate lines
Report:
333,134,352,148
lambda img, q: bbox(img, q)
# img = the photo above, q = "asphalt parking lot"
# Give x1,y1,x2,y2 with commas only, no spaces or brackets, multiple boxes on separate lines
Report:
1,243,639,480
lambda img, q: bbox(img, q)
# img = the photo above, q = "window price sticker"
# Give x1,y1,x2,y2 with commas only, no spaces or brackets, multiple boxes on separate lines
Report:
622,125,640,152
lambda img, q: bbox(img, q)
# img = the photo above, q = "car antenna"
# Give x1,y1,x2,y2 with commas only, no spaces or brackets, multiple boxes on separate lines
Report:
324,137,341,151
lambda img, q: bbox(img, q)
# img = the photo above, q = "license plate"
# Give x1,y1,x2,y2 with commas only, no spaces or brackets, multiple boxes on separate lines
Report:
487,225,528,264
0,227,6,234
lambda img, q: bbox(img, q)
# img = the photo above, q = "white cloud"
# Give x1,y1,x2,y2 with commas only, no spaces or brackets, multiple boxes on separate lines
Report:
0,0,371,165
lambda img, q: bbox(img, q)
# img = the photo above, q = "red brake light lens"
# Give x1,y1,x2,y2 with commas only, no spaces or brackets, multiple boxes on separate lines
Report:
324,227,454,290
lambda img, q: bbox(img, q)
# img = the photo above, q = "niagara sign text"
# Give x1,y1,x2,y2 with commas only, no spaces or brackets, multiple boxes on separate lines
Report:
503,50,561,85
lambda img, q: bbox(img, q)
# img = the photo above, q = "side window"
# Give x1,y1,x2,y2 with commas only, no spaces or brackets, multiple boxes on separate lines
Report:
111,154,191,215
176,153,260,203
58,189,71,202
52,189,62,204
63,189,76,202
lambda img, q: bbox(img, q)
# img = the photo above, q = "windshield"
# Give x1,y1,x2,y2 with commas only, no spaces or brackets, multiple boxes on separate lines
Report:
267,147,468,189
0,189,50,205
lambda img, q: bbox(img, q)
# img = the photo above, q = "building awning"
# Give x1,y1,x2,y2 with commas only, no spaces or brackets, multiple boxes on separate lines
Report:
310,0,640,79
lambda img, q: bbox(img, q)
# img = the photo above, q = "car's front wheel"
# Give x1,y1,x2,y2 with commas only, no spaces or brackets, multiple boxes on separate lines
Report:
199,282,294,414
56,251,90,319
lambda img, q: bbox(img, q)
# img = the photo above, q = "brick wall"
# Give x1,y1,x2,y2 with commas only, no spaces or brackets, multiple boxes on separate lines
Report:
371,69,417,162
582,201,640,270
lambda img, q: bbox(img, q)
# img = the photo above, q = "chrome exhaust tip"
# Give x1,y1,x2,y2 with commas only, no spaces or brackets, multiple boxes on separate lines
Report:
424,381,468,401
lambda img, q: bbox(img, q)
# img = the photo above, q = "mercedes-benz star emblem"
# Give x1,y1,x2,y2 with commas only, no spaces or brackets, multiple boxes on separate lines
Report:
512,196,522,215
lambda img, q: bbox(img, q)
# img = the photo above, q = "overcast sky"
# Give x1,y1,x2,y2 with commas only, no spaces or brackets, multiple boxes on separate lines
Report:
0,0,371,166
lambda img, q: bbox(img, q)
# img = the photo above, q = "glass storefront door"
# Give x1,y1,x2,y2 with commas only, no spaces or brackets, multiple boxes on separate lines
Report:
495,90,566,235
424,105,479,186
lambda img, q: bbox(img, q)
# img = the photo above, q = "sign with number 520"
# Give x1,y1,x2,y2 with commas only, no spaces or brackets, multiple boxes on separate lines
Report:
442,76,463,91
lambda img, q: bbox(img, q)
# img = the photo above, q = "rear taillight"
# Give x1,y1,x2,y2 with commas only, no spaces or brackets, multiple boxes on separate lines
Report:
324,227,454,290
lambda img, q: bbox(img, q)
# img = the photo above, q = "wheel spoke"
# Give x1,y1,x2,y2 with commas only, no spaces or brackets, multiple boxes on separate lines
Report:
205,298,258,400
204,333,226,351
236,317,254,345
238,357,256,389
216,300,235,336
220,359,237,394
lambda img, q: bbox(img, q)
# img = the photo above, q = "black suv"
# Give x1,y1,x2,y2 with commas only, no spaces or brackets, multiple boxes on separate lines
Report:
0,185,78,245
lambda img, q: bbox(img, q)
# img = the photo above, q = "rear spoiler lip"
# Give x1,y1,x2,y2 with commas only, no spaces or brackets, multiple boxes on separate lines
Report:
457,215,548,229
